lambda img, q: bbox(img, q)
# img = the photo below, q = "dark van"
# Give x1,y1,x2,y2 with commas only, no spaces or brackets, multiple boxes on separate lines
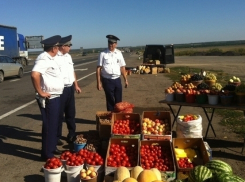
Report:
143,44,175,67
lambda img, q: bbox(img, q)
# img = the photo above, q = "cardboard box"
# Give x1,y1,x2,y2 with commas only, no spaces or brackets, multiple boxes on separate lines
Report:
172,138,210,172
204,141,212,160
154,60,160,65
111,113,141,139
105,138,139,175
157,67,165,73
151,67,158,74
141,111,172,141
139,140,176,181
96,111,112,139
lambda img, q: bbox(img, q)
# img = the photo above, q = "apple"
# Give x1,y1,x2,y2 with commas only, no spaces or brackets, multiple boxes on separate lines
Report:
81,172,86,178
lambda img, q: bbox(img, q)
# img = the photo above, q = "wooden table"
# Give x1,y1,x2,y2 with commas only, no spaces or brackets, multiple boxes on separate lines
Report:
159,99,245,153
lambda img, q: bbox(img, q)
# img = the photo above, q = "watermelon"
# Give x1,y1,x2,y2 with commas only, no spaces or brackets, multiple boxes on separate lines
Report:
211,172,245,182
205,160,232,174
188,165,212,182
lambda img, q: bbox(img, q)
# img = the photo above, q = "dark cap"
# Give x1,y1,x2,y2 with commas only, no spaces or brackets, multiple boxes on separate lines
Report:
59,35,72,46
40,35,61,47
106,35,120,43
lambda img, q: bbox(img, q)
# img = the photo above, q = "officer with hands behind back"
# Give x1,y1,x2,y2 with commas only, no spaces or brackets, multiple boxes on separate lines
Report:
96,35,128,111
55,35,81,145
31,35,64,160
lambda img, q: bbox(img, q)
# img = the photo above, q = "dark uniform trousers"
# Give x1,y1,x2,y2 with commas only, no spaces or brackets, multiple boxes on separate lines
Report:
57,85,76,141
37,97,60,159
101,77,122,111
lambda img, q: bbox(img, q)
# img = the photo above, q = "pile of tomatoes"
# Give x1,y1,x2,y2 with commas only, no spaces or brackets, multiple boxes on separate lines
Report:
112,119,140,134
140,144,174,171
78,149,103,166
44,157,62,169
177,157,194,169
107,143,138,167
59,149,103,167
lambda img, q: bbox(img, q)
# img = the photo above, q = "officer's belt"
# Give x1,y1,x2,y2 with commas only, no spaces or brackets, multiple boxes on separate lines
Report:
64,84,72,87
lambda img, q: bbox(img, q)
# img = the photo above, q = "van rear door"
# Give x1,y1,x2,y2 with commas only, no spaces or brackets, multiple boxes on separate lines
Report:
164,45,175,64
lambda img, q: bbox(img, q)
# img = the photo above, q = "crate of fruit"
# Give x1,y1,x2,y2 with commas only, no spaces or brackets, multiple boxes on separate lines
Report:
172,138,210,172
105,138,139,175
141,111,172,141
111,113,141,139
139,140,176,181
96,111,112,138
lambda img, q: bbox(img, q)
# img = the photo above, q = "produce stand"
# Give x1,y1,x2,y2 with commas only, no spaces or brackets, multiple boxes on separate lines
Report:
159,99,245,153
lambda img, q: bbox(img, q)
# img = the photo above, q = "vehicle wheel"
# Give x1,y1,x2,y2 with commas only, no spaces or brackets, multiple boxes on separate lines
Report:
0,71,4,83
18,68,24,78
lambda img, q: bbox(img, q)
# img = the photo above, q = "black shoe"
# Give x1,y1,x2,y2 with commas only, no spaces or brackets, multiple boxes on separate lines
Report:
66,136,75,144
57,139,64,146
53,148,63,155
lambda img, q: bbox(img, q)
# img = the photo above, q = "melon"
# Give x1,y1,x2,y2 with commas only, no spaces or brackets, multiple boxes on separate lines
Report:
122,177,138,182
137,170,158,182
114,167,130,181
188,165,212,182
151,168,162,180
131,166,144,179
205,160,233,175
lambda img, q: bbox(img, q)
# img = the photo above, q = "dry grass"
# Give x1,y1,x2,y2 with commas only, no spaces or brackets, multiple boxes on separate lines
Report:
175,44,245,53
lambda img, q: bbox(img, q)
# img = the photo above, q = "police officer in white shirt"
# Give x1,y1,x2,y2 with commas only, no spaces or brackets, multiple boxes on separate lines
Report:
31,35,64,160
96,35,128,111
55,35,81,145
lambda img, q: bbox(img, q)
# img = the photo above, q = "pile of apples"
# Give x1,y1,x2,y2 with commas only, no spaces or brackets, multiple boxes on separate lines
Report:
180,74,191,82
229,76,241,83
178,114,199,122
142,118,170,135
80,166,97,180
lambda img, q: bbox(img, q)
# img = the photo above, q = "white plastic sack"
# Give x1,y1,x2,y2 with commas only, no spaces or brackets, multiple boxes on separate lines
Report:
176,115,202,138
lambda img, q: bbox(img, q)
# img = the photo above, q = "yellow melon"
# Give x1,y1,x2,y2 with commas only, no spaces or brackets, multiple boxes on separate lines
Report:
114,166,130,181
150,168,161,180
122,177,138,182
131,166,144,179
137,170,158,182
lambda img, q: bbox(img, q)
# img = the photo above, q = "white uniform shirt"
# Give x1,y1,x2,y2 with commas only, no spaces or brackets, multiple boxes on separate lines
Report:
55,51,75,86
32,52,64,96
97,48,126,79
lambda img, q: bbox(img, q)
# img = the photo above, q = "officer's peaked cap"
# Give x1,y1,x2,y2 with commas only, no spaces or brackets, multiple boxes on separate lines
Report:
40,35,61,47
59,35,72,46
106,35,120,43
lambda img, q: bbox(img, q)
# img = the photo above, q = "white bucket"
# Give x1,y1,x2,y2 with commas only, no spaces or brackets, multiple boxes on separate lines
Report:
65,164,84,182
61,159,67,177
208,94,219,105
43,166,64,182
165,93,174,101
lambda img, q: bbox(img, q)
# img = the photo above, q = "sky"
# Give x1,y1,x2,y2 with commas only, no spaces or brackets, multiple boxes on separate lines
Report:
1,0,245,49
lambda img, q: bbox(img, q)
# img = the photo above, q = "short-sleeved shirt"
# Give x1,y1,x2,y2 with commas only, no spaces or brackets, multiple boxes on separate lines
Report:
32,52,64,95
55,51,75,86
97,48,126,79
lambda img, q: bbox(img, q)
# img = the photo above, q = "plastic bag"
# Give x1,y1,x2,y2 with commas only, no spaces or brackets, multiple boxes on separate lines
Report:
176,115,202,138
114,101,134,112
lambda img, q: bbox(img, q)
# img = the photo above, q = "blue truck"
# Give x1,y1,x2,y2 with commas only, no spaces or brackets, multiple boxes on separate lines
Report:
0,24,43,66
